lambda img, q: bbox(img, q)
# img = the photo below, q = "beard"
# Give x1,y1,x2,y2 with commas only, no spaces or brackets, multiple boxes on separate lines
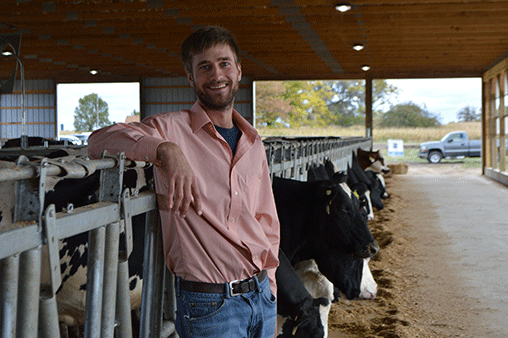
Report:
194,79,239,111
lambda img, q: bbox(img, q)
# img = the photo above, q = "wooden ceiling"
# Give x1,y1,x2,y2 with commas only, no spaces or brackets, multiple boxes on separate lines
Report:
1,0,507,84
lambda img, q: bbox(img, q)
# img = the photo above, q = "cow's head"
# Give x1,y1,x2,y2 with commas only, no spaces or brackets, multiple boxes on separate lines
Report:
347,182,373,222
364,171,385,211
311,172,378,260
278,297,329,338
358,149,390,173
316,251,364,300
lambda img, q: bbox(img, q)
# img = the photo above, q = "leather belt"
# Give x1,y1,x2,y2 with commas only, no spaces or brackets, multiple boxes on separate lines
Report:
179,270,267,297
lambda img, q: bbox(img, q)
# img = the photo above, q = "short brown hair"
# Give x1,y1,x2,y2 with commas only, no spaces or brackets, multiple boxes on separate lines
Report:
181,26,241,74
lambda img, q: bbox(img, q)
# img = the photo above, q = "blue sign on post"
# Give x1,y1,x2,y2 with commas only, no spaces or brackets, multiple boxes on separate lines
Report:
388,139,404,157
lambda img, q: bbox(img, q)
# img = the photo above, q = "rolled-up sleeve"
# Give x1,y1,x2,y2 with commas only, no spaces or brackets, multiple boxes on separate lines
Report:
88,121,165,162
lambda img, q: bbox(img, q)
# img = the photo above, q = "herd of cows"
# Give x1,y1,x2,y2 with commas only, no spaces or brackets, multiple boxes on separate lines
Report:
3,138,391,337
274,148,390,337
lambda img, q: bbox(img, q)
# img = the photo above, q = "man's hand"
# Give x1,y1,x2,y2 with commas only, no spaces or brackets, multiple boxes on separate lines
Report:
155,142,202,218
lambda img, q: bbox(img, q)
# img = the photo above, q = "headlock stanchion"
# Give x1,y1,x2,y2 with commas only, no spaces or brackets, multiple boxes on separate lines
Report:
0,135,371,337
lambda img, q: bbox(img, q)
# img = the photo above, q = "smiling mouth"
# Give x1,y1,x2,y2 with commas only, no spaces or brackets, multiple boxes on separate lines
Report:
208,83,228,90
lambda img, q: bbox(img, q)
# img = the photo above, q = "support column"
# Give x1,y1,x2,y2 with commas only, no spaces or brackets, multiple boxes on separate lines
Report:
365,77,373,146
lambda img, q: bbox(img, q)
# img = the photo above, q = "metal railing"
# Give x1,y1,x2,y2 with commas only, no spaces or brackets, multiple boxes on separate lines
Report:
0,136,371,338
264,136,371,179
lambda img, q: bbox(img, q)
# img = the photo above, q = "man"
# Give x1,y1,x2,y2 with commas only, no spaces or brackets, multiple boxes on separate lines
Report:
88,26,280,337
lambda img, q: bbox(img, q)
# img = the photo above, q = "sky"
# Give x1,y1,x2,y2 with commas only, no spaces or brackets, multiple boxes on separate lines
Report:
56,77,482,132
57,82,140,132
385,78,482,125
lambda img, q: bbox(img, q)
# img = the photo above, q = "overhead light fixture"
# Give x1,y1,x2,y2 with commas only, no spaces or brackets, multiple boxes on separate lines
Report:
2,50,13,56
361,65,370,71
90,69,98,75
335,3,351,12
353,44,364,51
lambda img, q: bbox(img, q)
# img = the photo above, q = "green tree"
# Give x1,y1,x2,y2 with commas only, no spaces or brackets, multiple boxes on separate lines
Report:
132,109,140,116
255,81,293,128
254,79,399,128
325,80,399,126
283,81,334,127
73,93,111,132
379,102,441,127
457,105,479,122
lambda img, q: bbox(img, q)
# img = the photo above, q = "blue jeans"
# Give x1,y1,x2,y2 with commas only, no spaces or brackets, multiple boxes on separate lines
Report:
175,275,277,338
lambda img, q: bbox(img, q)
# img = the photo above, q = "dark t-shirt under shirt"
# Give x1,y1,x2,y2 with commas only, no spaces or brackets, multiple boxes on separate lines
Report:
215,124,242,156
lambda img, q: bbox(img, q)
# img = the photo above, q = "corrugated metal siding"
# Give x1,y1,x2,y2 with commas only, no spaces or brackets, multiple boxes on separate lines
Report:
0,79,56,140
141,77,253,124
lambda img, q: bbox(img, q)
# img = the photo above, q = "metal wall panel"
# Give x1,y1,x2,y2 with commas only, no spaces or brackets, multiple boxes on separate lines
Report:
0,79,56,140
141,77,253,124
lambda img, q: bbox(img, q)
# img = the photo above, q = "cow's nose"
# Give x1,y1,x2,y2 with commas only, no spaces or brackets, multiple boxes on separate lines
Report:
368,240,379,257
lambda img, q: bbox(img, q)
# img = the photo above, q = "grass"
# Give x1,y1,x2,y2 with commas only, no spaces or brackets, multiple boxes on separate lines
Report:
380,148,483,168
257,121,481,144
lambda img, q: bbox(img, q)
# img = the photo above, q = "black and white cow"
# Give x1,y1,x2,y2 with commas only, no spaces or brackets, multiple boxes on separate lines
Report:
348,153,384,212
359,258,377,300
41,162,151,327
276,249,330,338
364,168,389,200
292,259,334,337
357,148,390,174
364,169,388,203
272,172,379,304
306,160,378,301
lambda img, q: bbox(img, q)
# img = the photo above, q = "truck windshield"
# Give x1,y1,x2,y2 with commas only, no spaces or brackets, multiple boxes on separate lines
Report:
441,132,464,143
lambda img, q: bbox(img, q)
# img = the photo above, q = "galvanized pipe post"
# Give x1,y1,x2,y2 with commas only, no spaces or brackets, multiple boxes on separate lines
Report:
115,189,134,338
139,209,165,337
84,225,106,338
38,286,61,338
17,246,42,338
0,254,20,337
38,204,62,338
161,268,177,338
115,253,133,338
100,221,120,338
85,152,125,338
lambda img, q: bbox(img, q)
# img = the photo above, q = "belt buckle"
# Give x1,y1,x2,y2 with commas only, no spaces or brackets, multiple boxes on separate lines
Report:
228,279,241,297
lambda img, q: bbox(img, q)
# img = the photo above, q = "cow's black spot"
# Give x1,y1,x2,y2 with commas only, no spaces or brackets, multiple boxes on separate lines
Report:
130,277,138,291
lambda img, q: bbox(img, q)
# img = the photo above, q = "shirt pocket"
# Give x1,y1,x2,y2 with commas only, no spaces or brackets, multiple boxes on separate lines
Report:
242,174,261,213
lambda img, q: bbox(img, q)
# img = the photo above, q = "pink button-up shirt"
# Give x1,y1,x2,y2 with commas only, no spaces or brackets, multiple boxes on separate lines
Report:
88,102,280,292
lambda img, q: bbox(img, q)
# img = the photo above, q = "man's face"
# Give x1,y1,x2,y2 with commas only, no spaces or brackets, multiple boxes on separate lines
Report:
187,43,242,112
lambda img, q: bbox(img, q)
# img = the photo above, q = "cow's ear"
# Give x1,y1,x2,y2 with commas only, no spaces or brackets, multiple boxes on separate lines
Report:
330,171,347,184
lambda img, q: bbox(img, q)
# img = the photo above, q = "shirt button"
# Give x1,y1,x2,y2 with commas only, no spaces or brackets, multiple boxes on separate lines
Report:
234,191,239,196
231,218,235,223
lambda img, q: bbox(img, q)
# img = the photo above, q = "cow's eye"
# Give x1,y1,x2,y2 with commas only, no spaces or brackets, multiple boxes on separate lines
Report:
342,204,353,214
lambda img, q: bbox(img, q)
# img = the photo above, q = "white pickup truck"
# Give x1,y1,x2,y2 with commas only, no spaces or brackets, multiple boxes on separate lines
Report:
418,131,481,163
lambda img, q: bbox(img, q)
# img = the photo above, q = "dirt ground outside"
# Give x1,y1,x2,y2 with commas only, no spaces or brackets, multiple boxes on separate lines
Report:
327,162,506,338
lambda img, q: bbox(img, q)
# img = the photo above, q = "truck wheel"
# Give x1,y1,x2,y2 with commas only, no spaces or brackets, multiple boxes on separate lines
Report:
428,151,442,163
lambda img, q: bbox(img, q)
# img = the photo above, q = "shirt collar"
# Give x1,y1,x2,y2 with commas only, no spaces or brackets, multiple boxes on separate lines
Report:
189,101,259,144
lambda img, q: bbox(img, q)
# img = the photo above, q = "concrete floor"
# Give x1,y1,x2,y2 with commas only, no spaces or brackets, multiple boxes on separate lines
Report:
406,173,508,336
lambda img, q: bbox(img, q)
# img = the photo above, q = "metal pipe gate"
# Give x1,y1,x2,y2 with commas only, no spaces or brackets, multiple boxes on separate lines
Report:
0,136,371,338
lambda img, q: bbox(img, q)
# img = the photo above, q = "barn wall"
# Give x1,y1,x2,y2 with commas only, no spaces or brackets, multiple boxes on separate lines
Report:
483,58,508,186
0,79,56,141
140,76,253,124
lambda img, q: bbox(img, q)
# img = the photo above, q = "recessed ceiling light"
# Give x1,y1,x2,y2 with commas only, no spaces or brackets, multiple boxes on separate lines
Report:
90,69,98,75
335,3,351,12
361,65,370,71
353,44,364,51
